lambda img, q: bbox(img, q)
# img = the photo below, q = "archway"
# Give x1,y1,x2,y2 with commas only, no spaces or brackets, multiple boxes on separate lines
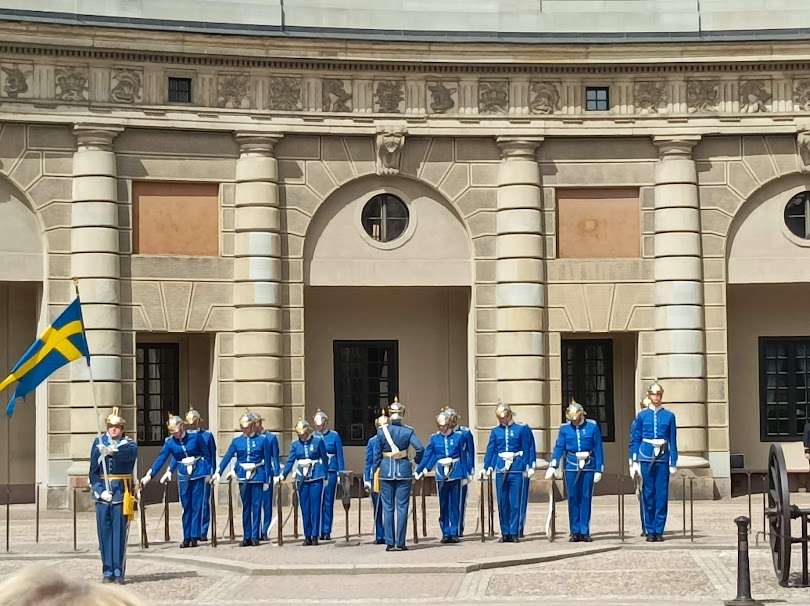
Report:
0,175,45,503
727,173,810,487
302,175,473,472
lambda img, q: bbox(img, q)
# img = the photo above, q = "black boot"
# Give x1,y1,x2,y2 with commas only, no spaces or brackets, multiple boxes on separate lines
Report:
312,538,319,546
240,539,251,547
190,539,198,548
655,534,664,542
646,535,656,542
252,539,261,546
180,540,191,548
581,535,593,542
569,534,580,542
386,545,395,551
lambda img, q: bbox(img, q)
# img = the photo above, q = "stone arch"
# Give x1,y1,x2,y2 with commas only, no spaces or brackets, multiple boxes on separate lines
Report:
303,173,473,286
0,171,46,281
726,172,810,284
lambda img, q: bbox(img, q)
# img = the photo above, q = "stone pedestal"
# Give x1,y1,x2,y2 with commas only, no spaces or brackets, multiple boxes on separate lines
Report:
229,132,284,442
652,135,708,465
495,137,546,457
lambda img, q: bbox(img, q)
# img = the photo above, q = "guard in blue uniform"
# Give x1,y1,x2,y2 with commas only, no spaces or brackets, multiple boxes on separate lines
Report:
629,396,651,536
254,413,281,541
313,409,345,541
141,414,212,548
630,380,679,542
546,400,604,542
166,406,217,542
415,410,466,543
445,407,475,537
363,414,387,544
212,410,277,546
279,419,329,546
371,398,425,551
518,423,536,538
89,407,137,584
482,402,533,543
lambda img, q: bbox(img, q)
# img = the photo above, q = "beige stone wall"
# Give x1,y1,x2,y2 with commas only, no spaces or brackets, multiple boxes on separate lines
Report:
304,286,469,472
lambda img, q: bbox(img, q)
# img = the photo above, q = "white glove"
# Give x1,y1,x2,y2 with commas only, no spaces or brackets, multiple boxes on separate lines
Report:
160,469,172,485
364,481,372,492
100,490,113,503
526,467,535,478
544,467,556,480
477,468,487,480
263,483,269,492
276,474,285,483
210,472,221,485
140,471,152,487
413,471,423,481
669,466,677,476
96,443,112,457
630,462,640,479
273,475,281,486
628,458,633,470
594,472,602,483
226,468,237,481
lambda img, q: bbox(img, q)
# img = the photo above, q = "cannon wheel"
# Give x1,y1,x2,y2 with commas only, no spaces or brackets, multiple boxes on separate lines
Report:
767,443,792,586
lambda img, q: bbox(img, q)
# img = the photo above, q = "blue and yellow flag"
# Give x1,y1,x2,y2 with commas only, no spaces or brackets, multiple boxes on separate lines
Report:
0,297,90,417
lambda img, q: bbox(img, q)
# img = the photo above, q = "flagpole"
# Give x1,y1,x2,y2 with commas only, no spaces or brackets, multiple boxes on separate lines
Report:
71,279,110,494
5,402,10,552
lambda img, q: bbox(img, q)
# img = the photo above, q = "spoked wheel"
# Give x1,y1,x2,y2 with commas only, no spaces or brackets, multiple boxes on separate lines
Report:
767,444,792,586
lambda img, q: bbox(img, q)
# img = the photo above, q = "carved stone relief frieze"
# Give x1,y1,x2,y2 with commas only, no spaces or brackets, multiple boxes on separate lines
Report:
427,81,457,113
529,81,561,115
687,80,719,113
375,125,406,175
55,65,89,102
110,68,143,104
267,76,302,111
322,78,352,112
794,80,810,112
739,80,771,113
634,81,666,114
0,63,32,98
217,73,250,109
478,80,508,114
374,80,405,113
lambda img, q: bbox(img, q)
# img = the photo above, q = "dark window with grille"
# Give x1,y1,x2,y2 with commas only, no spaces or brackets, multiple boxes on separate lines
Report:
759,337,810,441
361,194,409,243
168,77,192,104
585,86,610,111
136,343,180,446
333,340,399,446
561,339,615,442
784,191,810,239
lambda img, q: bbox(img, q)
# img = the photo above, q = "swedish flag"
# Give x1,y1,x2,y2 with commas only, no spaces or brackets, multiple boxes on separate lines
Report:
0,297,90,417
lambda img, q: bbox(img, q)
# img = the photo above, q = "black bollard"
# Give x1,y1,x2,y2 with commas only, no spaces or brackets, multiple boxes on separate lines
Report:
724,516,763,606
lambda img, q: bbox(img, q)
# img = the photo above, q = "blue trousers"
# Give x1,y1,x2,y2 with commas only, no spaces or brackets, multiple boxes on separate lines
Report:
460,484,468,535
641,462,670,535
239,482,263,540
565,470,595,536
380,479,412,548
321,471,338,535
371,492,384,541
261,482,274,537
519,475,530,535
495,472,522,537
95,502,128,580
201,482,211,538
179,479,205,541
438,479,462,539
299,480,324,539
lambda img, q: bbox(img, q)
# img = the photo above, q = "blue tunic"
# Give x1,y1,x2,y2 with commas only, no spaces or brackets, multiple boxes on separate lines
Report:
317,429,345,536
483,421,533,538
550,419,605,473
89,434,137,503
217,433,277,483
282,435,329,540
416,431,467,481
149,432,212,480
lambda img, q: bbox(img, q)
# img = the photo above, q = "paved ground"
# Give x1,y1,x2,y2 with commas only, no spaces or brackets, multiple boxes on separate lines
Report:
0,491,808,605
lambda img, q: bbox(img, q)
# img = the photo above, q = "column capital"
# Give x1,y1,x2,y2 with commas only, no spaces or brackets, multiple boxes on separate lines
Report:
73,124,124,150
496,136,544,160
235,131,283,154
653,135,701,159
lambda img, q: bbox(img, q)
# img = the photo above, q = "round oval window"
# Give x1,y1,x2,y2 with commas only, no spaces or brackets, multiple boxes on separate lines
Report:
361,194,409,243
784,191,810,239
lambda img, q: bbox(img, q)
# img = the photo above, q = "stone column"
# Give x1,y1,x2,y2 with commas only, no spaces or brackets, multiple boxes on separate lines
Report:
230,132,284,441
495,137,546,460
652,135,707,465
67,124,123,508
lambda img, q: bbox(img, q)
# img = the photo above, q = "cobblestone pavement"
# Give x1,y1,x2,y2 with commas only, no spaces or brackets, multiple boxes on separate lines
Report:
0,493,808,605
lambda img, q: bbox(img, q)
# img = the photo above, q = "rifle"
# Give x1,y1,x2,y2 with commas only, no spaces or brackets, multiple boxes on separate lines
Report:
163,482,170,543
277,480,284,546
487,474,494,538
210,481,218,548
292,481,299,539
421,476,427,538
139,483,149,549
227,475,235,541
479,475,485,542
411,478,419,544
